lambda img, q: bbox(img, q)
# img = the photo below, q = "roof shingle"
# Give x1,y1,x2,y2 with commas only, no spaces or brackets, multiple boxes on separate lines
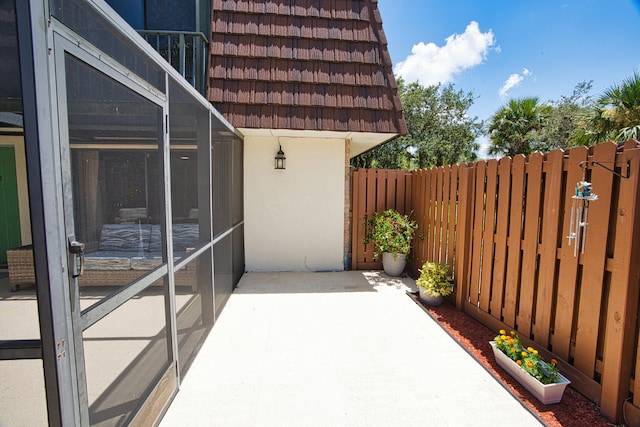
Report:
208,0,406,134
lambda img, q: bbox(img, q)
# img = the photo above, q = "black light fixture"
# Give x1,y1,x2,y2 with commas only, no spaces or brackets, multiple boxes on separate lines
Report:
274,144,286,169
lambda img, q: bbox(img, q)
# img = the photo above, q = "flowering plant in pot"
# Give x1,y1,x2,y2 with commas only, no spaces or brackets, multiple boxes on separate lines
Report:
490,329,570,404
416,261,452,306
363,209,417,276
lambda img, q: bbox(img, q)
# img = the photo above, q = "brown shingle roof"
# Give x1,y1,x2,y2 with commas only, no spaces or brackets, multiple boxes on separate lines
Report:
207,0,407,135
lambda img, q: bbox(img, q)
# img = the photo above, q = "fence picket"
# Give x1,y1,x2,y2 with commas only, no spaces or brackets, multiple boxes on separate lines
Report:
469,162,486,306
478,159,498,312
533,149,564,345
440,168,454,264
490,158,512,320
434,168,444,263
504,155,526,327
446,166,457,269
518,152,543,338
455,165,475,309
412,170,427,268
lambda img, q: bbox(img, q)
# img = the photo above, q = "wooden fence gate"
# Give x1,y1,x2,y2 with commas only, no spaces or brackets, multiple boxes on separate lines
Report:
349,141,640,425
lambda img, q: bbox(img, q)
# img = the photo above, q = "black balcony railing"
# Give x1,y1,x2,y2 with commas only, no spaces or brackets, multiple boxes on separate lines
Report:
139,30,208,95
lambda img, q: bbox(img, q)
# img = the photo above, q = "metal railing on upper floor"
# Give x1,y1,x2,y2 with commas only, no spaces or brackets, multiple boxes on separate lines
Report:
138,30,208,95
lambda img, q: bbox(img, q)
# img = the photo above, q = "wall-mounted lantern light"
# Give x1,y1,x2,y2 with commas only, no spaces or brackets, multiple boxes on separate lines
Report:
275,145,286,169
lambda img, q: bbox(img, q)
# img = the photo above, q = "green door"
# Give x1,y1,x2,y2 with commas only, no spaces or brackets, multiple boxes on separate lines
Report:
0,146,22,264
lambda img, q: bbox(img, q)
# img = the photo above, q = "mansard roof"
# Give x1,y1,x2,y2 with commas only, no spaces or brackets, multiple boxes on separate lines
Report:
207,0,407,136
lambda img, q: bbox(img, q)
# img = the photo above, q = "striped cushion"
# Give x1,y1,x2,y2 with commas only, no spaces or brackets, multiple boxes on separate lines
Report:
98,224,152,251
172,224,199,251
149,225,162,252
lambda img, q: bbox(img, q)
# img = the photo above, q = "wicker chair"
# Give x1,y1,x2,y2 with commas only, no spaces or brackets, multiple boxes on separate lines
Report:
6,245,35,292
6,223,199,292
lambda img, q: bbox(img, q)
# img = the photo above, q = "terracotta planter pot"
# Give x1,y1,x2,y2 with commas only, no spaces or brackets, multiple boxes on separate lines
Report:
382,252,406,277
490,341,570,404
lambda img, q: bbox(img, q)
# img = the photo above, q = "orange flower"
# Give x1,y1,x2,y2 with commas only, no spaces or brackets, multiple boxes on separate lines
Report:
516,360,522,365
527,361,534,368
551,359,558,365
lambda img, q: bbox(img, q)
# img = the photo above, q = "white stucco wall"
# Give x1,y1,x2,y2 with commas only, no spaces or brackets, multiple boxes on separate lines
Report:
244,136,346,271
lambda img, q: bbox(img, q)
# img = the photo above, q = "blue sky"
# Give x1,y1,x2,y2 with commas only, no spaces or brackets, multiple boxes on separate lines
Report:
377,0,640,156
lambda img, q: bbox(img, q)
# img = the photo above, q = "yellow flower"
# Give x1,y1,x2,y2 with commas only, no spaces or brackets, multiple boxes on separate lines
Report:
510,347,516,353
533,350,538,355
527,347,534,352
499,329,506,335
521,351,528,357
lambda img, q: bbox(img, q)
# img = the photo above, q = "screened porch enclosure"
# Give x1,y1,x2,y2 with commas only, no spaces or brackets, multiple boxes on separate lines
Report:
0,0,244,425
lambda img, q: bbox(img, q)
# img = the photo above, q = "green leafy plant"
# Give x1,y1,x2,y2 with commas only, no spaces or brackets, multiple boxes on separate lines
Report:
363,209,417,259
416,261,452,297
494,329,559,384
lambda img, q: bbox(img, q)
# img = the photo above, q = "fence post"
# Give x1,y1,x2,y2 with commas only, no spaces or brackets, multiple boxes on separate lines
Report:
600,146,640,423
454,164,475,310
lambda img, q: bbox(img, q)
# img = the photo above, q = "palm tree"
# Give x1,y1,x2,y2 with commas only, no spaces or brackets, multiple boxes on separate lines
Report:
578,71,640,144
487,97,551,156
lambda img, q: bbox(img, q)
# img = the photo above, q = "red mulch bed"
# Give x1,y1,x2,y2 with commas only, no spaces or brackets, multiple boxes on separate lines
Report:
409,294,617,427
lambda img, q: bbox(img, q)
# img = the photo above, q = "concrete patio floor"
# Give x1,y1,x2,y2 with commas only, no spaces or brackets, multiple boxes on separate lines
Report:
160,271,543,426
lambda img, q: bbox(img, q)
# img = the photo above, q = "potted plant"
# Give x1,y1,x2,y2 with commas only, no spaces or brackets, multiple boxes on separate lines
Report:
416,261,452,306
490,329,571,404
363,209,417,276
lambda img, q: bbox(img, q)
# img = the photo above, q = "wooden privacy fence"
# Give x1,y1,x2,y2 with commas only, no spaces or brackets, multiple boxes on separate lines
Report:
350,141,640,424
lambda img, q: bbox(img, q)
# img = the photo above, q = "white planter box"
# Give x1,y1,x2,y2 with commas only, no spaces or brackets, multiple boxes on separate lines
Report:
490,341,571,404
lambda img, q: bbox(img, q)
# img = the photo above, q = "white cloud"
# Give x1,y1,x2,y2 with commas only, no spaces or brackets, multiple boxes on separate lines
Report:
476,135,495,160
499,68,532,98
393,21,495,86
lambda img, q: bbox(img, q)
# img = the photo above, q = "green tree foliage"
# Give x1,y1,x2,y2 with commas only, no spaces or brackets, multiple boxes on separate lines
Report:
402,79,481,168
351,78,482,169
350,138,410,169
355,72,639,166
539,81,593,150
487,97,552,156
576,71,640,144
